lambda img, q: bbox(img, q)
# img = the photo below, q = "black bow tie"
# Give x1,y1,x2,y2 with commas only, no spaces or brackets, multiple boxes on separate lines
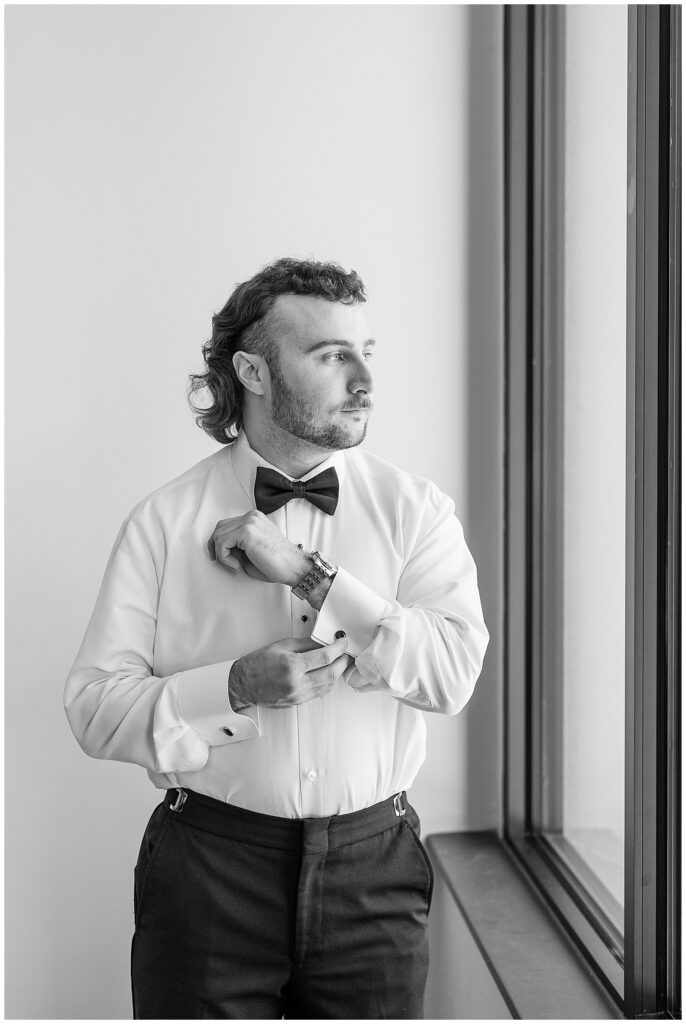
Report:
254,466,339,516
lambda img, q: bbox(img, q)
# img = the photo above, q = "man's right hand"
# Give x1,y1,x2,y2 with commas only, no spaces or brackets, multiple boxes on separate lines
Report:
228,635,351,710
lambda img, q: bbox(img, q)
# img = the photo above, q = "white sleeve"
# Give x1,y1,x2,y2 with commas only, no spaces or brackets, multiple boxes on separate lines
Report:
64,512,260,775
312,485,489,715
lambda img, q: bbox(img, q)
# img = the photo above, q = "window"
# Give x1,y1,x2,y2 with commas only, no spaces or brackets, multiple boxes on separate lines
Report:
504,6,680,1017
556,7,627,927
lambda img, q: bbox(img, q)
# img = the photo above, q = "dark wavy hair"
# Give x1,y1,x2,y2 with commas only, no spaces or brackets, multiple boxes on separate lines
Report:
188,257,367,444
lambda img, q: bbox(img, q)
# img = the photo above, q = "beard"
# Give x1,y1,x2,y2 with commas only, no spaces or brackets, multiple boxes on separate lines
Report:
268,359,370,451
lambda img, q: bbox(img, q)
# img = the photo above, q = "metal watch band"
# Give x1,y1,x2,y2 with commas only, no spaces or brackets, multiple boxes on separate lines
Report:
292,550,337,601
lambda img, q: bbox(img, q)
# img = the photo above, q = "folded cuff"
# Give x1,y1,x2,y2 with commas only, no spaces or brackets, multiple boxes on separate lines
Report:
311,566,393,657
176,660,260,746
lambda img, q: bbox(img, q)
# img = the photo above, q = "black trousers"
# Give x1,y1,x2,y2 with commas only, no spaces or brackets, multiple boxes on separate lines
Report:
131,788,433,1019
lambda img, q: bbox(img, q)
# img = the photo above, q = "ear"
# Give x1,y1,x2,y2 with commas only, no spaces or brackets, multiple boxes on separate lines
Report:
233,351,266,396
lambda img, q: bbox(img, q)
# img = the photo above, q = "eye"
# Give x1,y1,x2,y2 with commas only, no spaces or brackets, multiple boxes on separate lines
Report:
363,350,374,359
324,352,346,362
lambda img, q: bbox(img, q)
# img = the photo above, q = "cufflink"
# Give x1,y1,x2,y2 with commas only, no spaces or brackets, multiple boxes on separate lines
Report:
223,727,234,737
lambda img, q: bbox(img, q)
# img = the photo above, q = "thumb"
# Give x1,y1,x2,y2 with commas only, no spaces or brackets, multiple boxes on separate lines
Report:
280,637,324,653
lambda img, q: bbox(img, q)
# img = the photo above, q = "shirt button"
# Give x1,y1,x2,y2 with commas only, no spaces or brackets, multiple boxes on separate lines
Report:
306,769,318,782
334,630,346,640
223,727,234,737
297,543,304,549
302,615,308,622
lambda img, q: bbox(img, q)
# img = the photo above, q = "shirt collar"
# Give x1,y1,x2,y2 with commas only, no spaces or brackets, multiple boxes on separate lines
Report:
229,428,348,507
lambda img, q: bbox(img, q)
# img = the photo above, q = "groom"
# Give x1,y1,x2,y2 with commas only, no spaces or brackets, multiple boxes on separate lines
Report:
65,257,489,1018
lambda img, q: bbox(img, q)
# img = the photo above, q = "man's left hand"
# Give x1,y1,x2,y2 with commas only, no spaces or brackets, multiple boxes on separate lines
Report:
207,511,309,586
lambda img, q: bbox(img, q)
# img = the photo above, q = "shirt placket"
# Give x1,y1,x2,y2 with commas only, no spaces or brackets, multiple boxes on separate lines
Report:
284,498,328,817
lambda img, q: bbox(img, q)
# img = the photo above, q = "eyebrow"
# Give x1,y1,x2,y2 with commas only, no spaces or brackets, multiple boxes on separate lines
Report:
303,338,377,354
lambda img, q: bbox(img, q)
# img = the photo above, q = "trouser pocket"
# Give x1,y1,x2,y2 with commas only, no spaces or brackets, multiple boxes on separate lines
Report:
401,803,435,913
133,801,172,927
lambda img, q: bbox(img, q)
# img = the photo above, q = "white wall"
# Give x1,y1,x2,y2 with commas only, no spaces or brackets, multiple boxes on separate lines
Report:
5,6,503,1018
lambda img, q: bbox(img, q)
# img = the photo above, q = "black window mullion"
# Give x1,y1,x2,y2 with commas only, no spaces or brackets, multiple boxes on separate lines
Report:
624,6,681,1018
665,8,681,1011
503,3,532,839
533,3,565,839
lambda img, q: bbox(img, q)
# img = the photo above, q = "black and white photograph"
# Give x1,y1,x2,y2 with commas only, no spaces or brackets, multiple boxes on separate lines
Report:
4,3,681,1020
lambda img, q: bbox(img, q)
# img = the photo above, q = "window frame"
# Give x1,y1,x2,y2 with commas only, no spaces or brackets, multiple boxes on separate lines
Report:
503,5,681,1017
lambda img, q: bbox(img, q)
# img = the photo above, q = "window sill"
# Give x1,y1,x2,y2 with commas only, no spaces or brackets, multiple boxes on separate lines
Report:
425,831,624,1019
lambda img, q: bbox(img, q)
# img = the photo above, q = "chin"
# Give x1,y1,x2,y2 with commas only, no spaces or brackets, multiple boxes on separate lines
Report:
338,422,368,448
306,421,368,451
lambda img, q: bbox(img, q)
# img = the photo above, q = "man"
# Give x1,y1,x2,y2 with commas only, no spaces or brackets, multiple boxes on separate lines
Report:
65,257,489,1019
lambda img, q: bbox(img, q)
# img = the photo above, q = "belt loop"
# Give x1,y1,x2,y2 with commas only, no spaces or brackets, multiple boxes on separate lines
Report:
169,788,187,813
393,792,406,817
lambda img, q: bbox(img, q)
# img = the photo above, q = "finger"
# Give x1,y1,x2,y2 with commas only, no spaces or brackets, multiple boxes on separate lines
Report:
268,677,342,708
214,544,244,573
222,553,244,573
213,524,243,552
214,517,237,530
302,635,349,672
288,679,346,706
302,685,338,705
304,651,351,685
280,637,328,654
207,534,216,561
215,513,253,530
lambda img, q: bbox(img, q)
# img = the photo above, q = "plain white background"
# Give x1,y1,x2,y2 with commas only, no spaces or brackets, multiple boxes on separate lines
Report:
5,6,503,1017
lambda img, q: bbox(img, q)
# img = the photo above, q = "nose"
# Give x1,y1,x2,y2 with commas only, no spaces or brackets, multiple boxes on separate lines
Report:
348,354,374,396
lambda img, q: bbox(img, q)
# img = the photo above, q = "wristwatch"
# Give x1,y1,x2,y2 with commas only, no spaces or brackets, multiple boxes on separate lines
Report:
292,550,338,601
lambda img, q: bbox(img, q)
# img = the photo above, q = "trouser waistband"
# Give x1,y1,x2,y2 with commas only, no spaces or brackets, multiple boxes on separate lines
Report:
162,787,409,852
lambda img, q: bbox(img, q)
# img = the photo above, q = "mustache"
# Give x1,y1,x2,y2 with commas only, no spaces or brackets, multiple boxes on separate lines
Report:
340,400,373,412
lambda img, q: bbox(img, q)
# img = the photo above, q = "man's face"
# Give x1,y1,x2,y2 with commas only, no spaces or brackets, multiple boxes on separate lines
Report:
264,294,375,451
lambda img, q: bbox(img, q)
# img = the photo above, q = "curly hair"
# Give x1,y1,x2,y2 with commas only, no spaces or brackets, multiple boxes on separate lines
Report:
188,257,367,444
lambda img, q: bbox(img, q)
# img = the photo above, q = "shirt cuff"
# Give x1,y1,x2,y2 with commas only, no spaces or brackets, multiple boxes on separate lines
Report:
311,566,394,657
176,660,260,746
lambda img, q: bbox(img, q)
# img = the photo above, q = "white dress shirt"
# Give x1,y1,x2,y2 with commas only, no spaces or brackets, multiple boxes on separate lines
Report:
65,431,489,818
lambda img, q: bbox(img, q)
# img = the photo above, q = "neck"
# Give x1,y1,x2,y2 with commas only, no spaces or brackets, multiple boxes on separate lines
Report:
242,415,337,479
